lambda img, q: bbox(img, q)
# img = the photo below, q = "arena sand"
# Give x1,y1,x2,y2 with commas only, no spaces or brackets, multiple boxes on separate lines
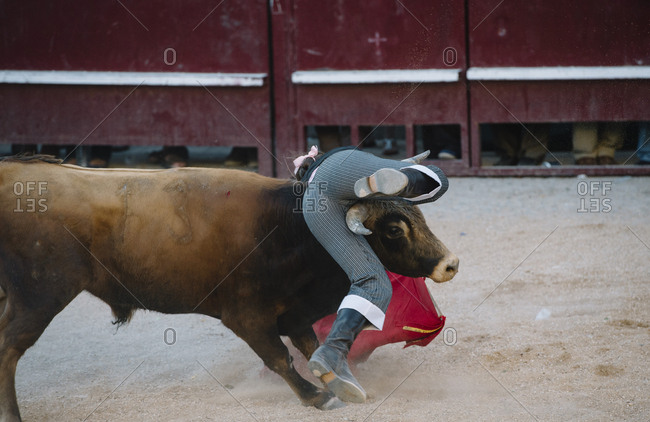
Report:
15,176,650,421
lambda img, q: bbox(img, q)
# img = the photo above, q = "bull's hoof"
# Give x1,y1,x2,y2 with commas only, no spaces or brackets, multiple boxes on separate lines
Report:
312,391,346,410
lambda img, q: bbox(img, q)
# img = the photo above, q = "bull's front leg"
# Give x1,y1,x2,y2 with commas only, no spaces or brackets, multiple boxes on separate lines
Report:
287,326,320,361
221,313,344,410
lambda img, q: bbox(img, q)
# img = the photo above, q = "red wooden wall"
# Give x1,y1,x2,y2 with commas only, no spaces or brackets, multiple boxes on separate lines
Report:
1,1,649,176
272,0,469,176
0,0,274,175
467,0,650,175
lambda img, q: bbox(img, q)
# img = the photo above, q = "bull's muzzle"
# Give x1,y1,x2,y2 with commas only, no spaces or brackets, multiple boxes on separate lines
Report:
430,253,459,283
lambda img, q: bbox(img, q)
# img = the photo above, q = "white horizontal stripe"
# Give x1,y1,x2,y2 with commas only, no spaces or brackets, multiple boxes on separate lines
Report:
339,295,386,330
0,70,267,87
467,66,650,81
292,69,461,84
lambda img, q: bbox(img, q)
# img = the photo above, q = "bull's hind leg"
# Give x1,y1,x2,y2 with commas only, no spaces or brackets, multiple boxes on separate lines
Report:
0,286,76,422
0,288,8,332
277,309,324,361
221,314,344,410
0,285,22,422
0,297,54,421
288,327,320,361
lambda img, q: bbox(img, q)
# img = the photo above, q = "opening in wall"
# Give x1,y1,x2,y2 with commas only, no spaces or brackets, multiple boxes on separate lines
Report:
304,126,351,152
415,124,461,160
357,125,406,159
479,122,648,167
0,144,259,170
304,125,409,159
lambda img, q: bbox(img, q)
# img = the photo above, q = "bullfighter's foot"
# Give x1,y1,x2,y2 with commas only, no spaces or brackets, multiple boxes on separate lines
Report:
316,366,367,404
307,308,368,403
354,167,439,199
354,168,408,198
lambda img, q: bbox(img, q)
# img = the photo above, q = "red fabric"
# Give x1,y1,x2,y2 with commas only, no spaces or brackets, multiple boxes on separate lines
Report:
312,271,445,364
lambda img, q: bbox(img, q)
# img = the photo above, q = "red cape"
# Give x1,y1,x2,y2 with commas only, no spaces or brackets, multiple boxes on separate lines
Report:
312,271,446,364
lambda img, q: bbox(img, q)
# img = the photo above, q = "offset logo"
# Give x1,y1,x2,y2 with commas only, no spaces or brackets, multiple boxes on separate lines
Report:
13,181,48,213
443,47,457,66
442,327,457,346
163,47,177,65
164,328,176,345
293,181,329,213
577,181,612,213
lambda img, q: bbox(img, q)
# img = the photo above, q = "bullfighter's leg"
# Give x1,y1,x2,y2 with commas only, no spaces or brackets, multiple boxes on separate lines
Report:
220,311,344,410
300,149,450,403
306,149,448,206
302,197,391,403
302,196,391,328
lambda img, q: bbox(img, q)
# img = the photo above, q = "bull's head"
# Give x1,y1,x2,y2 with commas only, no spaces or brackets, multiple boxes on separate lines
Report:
346,202,459,283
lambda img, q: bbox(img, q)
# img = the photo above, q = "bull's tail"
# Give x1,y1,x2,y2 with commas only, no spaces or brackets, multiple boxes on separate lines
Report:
0,286,8,333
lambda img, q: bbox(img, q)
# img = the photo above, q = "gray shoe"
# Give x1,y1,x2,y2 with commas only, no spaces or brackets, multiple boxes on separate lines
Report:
354,168,408,198
354,168,440,199
308,309,368,403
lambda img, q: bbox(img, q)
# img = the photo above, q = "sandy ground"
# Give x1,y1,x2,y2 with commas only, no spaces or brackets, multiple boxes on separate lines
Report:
14,176,650,421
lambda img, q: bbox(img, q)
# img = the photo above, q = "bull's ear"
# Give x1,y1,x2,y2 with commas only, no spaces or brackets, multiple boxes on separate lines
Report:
401,150,430,164
346,203,372,235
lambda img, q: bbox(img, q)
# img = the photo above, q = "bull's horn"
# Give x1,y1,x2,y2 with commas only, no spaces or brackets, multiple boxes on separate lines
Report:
346,203,372,235
401,150,430,164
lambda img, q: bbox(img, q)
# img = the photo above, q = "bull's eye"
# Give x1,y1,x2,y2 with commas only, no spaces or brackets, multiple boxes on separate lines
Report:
386,225,404,239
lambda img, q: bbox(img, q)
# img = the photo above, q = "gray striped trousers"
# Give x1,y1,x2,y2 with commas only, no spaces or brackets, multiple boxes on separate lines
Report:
302,149,448,329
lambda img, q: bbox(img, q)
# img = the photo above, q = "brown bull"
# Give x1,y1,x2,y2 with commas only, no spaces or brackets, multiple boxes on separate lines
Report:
0,155,458,420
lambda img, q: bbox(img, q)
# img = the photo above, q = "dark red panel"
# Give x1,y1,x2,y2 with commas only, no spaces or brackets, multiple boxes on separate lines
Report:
0,0,268,72
294,0,465,70
0,84,273,174
469,0,650,67
295,83,466,124
470,80,650,123
272,1,470,175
